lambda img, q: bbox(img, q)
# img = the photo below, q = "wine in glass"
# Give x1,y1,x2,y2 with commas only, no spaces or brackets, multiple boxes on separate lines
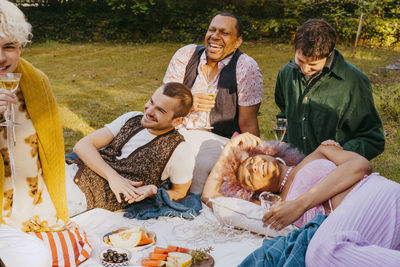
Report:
204,87,218,129
0,77,20,92
0,73,22,145
273,118,287,142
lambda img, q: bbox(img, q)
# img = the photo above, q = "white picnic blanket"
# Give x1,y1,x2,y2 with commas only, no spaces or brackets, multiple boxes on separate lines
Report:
72,205,264,267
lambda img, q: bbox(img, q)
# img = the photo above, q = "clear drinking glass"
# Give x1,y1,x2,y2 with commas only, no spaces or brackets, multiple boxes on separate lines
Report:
259,191,281,210
0,73,22,126
189,87,218,130
203,87,218,129
272,118,287,142
0,73,21,182
0,73,22,146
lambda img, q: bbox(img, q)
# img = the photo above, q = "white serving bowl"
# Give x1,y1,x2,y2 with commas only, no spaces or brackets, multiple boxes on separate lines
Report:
99,247,131,267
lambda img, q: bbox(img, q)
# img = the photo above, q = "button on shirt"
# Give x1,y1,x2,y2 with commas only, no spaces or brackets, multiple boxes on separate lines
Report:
274,49,385,160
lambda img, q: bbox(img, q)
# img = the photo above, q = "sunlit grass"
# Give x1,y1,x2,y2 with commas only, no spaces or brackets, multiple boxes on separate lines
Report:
21,42,400,183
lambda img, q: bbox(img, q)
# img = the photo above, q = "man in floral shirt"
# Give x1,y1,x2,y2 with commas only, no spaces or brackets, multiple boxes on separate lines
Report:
163,12,263,138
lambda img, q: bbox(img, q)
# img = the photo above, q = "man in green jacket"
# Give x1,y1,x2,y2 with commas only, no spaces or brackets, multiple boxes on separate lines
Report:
275,19,385,160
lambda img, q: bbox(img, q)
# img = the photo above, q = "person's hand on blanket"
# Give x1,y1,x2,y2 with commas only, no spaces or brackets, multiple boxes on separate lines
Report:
130,185,158,202
262,200,305,231
107,174,143,203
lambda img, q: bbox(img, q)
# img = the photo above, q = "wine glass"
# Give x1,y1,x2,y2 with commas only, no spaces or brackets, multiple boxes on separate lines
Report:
0,73,22,145
186,87,218,130
203,87,218,129
272,118,287,142
259,191,281,210
259,191,281,233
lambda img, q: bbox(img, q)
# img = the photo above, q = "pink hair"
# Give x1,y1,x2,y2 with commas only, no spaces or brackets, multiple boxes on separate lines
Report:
251,141,305,167
220,140,305,201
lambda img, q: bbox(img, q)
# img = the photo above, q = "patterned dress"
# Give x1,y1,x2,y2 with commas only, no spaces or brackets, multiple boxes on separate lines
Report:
0,87,64,232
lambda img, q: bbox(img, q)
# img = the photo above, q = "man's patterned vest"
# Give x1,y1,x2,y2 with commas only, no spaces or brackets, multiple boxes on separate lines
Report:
73,115,184,211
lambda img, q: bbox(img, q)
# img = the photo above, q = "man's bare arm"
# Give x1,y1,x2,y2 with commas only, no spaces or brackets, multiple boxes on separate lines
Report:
73,128,142,202
238,103,261,137
73,127,115,178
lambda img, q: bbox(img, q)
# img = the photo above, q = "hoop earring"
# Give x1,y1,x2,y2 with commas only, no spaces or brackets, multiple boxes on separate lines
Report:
275,157,286,166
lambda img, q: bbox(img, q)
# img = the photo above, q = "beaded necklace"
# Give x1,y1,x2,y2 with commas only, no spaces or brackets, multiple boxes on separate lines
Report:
279,166,294,193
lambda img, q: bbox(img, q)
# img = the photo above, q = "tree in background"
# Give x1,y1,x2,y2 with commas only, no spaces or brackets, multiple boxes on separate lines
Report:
14,0,400,45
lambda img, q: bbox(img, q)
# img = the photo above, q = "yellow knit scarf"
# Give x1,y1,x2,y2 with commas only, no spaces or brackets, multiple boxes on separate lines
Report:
0,58,68,222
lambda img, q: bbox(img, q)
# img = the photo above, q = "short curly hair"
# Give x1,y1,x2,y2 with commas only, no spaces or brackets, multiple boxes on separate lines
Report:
294,19,337,59
220,140,305,201
0,0,32,46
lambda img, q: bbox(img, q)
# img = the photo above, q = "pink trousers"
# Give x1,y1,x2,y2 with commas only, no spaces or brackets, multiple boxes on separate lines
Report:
306,174,400,266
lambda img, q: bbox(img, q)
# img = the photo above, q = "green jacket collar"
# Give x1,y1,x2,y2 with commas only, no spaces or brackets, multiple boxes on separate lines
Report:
329,49,347,80
288,49,347,80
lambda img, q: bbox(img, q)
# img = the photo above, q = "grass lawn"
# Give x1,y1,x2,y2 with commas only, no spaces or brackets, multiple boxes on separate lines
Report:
21,42,400,183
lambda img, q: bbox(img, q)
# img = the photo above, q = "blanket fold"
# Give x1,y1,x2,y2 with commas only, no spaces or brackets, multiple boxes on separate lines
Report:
124,188,202,220
239,213,327,267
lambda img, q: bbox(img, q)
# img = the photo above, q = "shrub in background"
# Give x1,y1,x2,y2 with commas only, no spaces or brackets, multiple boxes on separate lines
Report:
16,0,400,46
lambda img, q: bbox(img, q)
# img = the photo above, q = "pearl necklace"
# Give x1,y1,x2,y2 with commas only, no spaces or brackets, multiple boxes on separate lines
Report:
279,166,294,193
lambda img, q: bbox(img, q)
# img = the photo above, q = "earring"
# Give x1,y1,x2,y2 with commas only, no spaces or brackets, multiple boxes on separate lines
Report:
275,157,287,166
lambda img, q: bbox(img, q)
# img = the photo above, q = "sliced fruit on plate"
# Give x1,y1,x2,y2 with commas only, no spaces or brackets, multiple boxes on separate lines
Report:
110,226,139,235
108,228,142,248
166,252,193,267
137,232,154,246
103,236,112,246
141,258,165,266
143,246,194,267
149,253,168,261
154,247,175,254
167,245,191,254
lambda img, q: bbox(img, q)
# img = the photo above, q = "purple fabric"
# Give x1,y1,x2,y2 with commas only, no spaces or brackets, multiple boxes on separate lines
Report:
286,159,336,228
306,174,400,266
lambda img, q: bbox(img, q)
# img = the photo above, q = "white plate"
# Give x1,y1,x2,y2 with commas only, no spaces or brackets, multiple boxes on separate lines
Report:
103,227,156,251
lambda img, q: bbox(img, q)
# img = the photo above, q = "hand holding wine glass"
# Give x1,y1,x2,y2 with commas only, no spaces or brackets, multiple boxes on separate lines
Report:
0,73,22,147
0,73,21,123
192,93,216,113
190,87,218,130
259,191,281,210
0,88,18,114
259,191,282,232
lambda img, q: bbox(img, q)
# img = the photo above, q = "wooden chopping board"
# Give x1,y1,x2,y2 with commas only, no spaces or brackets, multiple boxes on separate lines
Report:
192,254,215,267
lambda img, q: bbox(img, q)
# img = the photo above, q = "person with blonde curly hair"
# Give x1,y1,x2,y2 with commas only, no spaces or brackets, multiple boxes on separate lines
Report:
0,1,84,266
0,0,32,46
